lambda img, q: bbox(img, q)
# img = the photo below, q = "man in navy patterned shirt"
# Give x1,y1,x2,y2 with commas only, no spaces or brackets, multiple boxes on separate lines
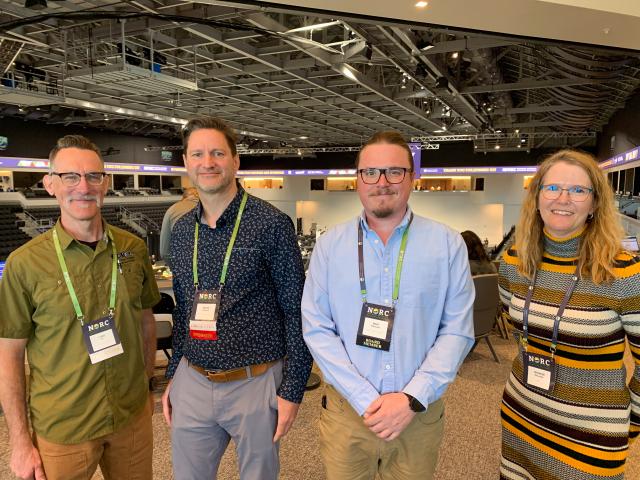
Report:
161,116,312,480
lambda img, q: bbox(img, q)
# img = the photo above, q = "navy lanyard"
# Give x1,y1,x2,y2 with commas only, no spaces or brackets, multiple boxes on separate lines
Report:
522,268,579,357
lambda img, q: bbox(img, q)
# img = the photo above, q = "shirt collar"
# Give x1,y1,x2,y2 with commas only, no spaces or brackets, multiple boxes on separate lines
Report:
359,206,413,235
53,218,109,250
195,183,245,228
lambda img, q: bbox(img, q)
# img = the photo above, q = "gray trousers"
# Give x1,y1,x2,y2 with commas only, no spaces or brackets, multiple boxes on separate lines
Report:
170,357,283,480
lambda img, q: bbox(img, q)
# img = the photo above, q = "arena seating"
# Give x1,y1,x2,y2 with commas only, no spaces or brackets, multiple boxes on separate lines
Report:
1,200,177,260
0,204,33,261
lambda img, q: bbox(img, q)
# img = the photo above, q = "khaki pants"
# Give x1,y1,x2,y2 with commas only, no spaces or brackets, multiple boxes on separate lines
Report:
34,397,153,480
320,385,444,480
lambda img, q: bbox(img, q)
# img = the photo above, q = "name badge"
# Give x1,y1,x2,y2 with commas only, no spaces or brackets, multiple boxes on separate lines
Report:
356,302,394,351
81,315,124,364
189,289,220,340
522,351,557,392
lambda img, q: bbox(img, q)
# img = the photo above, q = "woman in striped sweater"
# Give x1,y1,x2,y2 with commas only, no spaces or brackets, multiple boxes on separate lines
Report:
499,149,640,479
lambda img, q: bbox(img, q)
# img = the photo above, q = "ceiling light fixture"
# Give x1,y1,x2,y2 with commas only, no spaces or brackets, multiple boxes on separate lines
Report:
342,65,357,81
451,52,459,59
284,20,341,34
415,1,428,8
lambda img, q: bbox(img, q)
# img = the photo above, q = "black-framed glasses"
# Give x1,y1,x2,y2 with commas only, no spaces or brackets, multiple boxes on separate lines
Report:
358,167,412,184
539,184,593,202
50,172,107,187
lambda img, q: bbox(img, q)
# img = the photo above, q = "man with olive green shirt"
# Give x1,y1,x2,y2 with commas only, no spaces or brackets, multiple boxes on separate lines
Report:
0,135,160,480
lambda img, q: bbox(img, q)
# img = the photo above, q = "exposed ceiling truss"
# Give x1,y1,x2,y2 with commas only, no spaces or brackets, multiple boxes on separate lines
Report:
0,0,639,152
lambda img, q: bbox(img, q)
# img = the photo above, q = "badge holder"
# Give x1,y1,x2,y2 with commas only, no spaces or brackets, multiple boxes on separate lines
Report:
356,303,394,351
354,215,411,352
188,192,248,342
81,310,124,365
189,289,221,340
53,227,124,365
522,345,557,392
520,272,578,394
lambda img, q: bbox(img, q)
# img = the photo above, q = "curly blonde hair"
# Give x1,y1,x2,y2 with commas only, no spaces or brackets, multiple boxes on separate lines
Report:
515,149,623,284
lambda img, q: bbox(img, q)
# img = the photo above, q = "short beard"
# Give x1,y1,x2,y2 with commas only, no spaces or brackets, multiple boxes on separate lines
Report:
197,174,233,194
368,187,396,218
371,207,394,218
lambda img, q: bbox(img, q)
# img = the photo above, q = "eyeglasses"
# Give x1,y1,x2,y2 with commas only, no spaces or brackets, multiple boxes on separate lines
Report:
50,172,107,187
357,167,412,185
539,184,593,202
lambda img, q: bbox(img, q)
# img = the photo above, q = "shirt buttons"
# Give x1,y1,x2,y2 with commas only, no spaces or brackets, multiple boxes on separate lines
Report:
97,284,102,288
384,267,389,273
385,364,391,370
384,299,389,304
374,239,379,244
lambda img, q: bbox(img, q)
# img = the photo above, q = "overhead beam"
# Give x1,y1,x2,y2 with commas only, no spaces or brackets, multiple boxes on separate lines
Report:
462,78,608,94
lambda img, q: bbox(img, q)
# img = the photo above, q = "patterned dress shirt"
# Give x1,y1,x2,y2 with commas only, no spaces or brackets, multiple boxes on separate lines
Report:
166,186,312,403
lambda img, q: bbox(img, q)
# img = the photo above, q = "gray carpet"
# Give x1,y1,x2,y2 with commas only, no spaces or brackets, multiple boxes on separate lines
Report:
1,334,638,479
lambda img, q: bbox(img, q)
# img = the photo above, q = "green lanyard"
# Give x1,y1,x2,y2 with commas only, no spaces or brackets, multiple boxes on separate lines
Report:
357,214,413,305
52,227,117,325
193,191,248,290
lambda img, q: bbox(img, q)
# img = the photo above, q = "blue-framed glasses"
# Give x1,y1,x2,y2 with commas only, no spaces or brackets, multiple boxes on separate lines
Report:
539,184,593,202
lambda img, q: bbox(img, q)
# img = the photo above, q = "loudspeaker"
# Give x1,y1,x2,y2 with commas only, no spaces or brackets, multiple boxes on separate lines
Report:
475,177,485,191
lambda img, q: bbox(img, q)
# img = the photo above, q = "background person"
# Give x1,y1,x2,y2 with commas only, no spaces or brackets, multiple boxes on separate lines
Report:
461,230,497,276
499,149,640,479
159,186,198,265
0,135,159,480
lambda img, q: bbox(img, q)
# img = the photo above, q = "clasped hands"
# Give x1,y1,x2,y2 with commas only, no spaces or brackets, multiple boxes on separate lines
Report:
362,392,415,441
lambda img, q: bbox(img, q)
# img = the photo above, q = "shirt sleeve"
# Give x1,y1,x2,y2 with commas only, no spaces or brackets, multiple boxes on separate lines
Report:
302,233,380,415
266,214,312,403
620,269,640,443
402,231,475,407
165,233,186,379
135,239,161,310
498,254,513,326
159,208,173,262
0,253,34,339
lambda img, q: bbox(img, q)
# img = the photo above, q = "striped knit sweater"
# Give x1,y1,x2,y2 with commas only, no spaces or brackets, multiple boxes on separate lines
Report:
499,230,640,480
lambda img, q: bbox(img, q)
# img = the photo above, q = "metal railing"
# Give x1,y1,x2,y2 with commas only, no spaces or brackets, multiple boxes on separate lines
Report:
118,206,159,236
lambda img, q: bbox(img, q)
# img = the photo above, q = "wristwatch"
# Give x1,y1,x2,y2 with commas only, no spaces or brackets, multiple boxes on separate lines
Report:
404,393,426,412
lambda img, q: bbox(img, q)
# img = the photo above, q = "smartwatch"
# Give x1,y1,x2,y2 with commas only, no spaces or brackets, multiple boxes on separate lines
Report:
404,393,426,412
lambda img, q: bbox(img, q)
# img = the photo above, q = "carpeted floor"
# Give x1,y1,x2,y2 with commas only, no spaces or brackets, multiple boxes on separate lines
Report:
1,334,638,479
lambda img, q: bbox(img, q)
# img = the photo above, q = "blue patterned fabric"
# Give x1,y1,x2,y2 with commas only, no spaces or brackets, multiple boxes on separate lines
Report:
166,186,312,403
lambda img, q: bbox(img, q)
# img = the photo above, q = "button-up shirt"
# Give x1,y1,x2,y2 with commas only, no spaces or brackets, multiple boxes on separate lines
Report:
167,186,312,403
302,208,475,415
0,220,160,443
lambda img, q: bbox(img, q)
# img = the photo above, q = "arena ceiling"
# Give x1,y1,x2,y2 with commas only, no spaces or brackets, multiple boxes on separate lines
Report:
1,0,639,153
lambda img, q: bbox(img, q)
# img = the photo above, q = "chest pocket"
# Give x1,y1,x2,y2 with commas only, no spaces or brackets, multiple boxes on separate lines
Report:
121,262,144,307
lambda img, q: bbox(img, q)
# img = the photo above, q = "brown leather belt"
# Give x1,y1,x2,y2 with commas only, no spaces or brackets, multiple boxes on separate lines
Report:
188,360,278,383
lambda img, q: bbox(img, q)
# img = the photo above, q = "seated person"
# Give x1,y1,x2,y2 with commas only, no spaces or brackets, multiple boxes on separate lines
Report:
461,230,497,276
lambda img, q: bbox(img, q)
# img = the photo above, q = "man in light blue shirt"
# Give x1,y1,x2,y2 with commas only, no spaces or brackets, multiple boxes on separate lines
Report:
302,130,475,480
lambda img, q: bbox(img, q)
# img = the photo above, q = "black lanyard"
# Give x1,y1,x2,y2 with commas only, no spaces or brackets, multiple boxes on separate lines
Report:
522,268,579,357
357,213,413,305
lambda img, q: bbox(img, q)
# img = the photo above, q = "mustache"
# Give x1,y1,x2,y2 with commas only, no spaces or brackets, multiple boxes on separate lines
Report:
67,195,99,202
198,167,224,174
368,187,396,197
